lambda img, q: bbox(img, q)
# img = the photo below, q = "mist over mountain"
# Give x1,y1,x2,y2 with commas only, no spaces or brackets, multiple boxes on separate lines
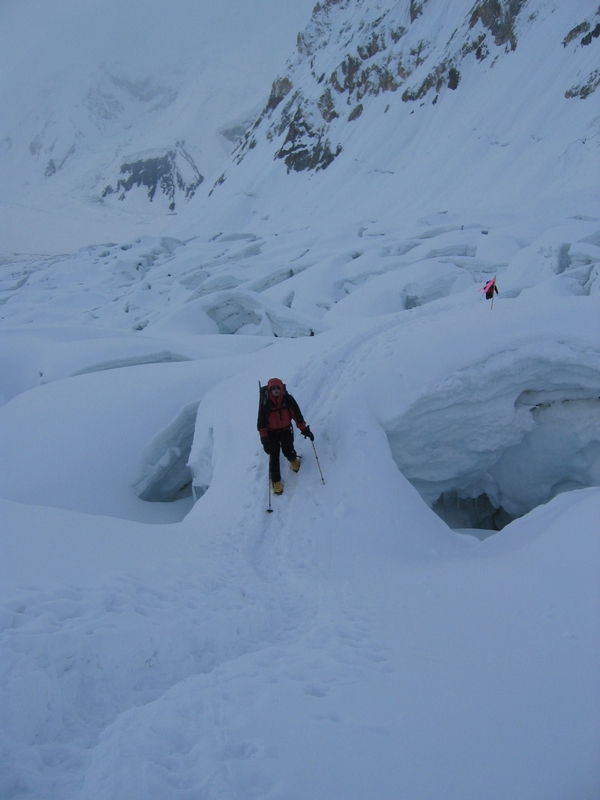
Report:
0,0,315,251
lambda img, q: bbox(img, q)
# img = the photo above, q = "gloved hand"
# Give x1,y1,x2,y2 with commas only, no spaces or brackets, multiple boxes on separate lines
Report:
301,426,314,441
261,436,271,454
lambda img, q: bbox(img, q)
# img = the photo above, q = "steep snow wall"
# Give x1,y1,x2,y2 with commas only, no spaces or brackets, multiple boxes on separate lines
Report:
386,354,600,522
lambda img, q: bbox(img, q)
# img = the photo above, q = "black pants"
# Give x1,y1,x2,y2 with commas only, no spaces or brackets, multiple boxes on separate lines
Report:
267,428,297,483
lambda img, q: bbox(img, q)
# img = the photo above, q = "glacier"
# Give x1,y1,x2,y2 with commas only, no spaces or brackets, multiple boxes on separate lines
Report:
0,1,599,798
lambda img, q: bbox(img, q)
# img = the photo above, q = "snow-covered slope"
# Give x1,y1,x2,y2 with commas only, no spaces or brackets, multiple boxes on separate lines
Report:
2,0,600,252
1,1,599,798
198,0,600,243
0,0,316,252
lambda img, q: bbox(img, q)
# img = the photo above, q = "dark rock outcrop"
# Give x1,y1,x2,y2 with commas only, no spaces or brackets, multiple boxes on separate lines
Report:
102,142,203,210
469,0,527,51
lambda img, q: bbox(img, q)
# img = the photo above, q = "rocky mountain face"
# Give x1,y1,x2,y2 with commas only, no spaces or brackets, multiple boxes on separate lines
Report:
101,143,203,211
223,0,600,181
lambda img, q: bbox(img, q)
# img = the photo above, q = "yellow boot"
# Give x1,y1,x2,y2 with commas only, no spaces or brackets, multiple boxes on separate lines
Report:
290,458,301,473
273,480,283,495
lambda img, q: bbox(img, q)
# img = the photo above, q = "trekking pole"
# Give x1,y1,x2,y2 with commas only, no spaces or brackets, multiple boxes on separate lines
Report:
312,441,325,485
267,462,273,513
260,379,274,513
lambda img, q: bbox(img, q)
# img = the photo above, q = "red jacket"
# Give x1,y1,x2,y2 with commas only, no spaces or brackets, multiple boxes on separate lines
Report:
257,378,308,437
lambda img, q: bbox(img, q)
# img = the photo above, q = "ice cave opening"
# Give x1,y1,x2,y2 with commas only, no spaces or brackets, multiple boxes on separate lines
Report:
431,491,513,534
386,384,600,538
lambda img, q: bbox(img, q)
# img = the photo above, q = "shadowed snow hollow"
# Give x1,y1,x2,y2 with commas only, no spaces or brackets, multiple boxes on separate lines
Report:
383,306,600,530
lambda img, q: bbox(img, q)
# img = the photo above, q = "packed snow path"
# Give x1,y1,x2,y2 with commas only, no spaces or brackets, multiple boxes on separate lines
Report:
1,485,599,798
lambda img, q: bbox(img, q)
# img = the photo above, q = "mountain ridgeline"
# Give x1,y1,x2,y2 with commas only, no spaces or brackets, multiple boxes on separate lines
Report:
216,0,600,185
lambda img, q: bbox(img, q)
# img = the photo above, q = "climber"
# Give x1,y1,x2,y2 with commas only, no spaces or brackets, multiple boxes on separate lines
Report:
483,277,499,300
257,378,314,495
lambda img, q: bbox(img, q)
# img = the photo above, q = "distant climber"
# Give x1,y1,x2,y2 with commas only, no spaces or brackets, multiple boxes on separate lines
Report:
258,378,314,495
482,277,498,300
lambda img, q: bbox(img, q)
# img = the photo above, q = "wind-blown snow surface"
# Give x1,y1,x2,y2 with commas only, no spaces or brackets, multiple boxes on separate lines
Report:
1,0,600,798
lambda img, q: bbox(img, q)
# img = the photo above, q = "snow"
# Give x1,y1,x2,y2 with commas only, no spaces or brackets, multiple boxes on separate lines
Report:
1,0,600,797
0,0,317,253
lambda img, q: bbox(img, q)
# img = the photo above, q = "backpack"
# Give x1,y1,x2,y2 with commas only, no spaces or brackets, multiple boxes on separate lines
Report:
259,383,269,411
